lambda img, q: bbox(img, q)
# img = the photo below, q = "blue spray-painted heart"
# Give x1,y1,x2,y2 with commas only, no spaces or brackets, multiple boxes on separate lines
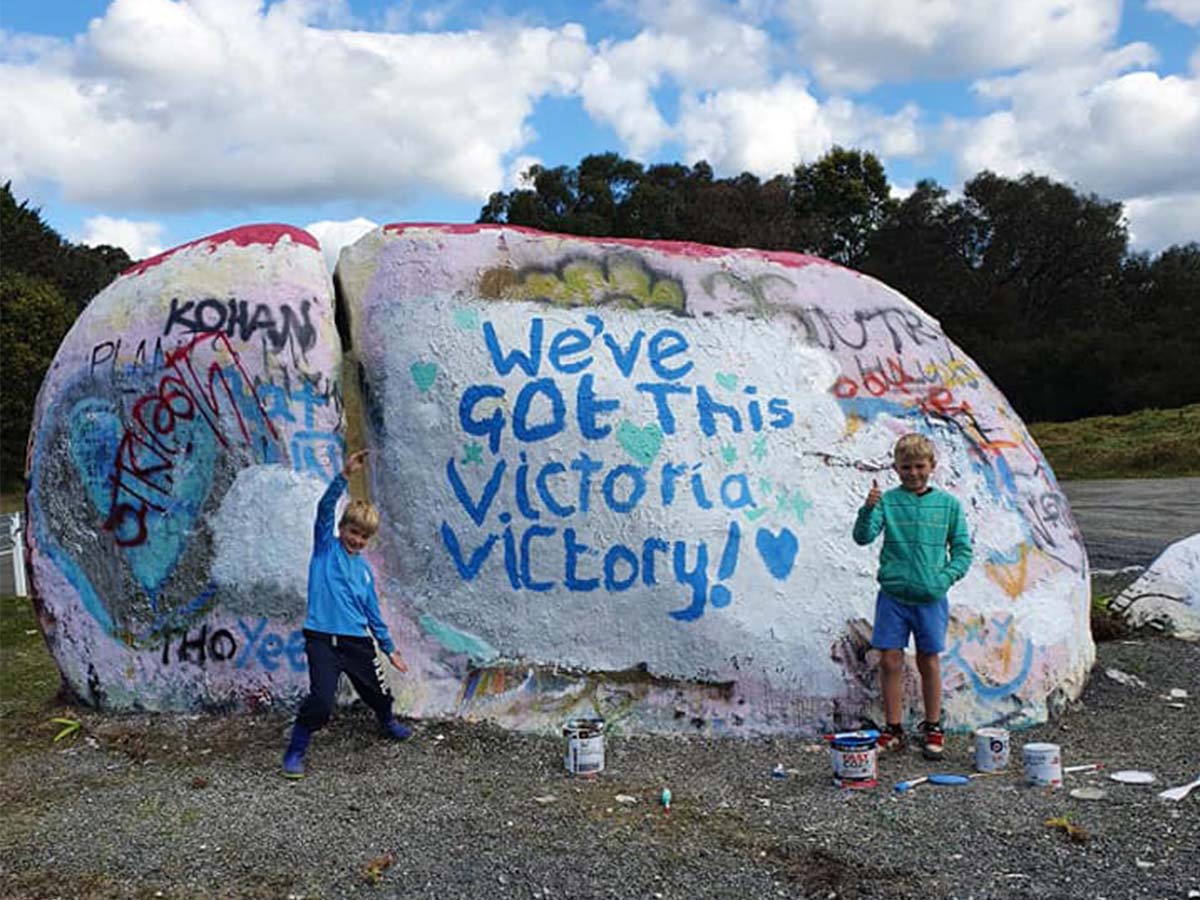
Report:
755,526,799,580
68,396,217,597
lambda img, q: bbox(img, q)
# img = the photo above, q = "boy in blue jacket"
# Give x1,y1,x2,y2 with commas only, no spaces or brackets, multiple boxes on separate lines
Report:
283,449,410,778
853,433,972,759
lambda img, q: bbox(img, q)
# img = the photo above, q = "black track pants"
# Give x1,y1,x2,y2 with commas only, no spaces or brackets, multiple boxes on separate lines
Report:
295,629,394,732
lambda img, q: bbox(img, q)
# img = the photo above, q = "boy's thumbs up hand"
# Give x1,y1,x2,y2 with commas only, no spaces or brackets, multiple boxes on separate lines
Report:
865,479,881,508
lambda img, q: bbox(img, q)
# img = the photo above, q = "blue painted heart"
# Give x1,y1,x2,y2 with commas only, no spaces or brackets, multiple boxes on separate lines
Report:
68,396,217,597
755,526,799,580
715,372,738,390
616,421,664,465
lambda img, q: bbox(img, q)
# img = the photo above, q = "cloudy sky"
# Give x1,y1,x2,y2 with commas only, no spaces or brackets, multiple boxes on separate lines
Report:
2,0,1198,264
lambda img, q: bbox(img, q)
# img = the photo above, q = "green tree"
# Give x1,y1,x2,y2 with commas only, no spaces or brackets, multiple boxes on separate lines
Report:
0,272,76,489
957,172,1128,329
1,182,132,311
792,147,895,265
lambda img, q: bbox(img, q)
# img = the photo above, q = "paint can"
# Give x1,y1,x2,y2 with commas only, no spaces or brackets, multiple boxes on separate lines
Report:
973,727,1011,772
563,717,605,776
1023,742,1063,788
828,730,879,789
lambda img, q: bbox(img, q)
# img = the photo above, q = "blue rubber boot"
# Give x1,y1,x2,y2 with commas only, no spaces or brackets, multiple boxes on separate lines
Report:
282,723,312,779
381,717,412,741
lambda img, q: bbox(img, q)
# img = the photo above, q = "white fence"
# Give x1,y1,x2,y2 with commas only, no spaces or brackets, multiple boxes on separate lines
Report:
0,513,28,597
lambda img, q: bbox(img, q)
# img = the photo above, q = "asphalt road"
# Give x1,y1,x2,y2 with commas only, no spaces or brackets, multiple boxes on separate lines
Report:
1060,476,1200,571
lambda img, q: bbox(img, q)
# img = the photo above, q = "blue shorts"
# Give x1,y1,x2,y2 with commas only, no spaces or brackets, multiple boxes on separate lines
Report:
871,591,949,654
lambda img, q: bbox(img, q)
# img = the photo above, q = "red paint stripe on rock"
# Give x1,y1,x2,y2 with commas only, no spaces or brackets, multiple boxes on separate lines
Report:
381,222,840,271
121,224,321,278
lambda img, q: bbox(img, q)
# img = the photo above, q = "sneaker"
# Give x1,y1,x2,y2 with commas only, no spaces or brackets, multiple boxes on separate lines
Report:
919,721,945,760
876,725,906,753
381,718,412,741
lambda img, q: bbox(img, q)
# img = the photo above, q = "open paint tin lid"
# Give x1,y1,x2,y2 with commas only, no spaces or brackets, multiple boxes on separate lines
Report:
1109,770,1156,784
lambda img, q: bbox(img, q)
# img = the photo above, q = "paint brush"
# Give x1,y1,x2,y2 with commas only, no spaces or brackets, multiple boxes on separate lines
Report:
1064,763,1104,774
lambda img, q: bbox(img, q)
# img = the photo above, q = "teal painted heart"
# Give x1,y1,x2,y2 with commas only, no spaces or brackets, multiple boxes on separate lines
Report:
68,396,217,597
410,361,438,392
715,372,738,390
453,308,480,331
617,421,664,465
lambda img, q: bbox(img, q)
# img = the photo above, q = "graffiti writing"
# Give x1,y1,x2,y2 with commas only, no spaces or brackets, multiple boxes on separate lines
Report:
478,253,686,313
90,336,166,378
439,313,802,620
163,297,317,354
160,618,306,672
104,332,279,548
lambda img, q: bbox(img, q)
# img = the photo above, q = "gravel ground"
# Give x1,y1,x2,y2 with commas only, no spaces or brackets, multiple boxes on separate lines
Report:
1,635,1197,900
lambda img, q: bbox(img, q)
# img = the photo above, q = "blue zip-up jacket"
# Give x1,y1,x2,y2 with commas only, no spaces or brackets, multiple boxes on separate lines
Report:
304,474,395,654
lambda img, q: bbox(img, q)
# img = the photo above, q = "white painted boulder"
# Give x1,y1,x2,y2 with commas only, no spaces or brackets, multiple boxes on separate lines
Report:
26,225,343,710
336,224,1093,734
1111,534,1200,640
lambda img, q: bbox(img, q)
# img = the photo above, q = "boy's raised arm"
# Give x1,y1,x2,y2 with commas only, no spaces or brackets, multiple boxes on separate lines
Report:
313,472,346,550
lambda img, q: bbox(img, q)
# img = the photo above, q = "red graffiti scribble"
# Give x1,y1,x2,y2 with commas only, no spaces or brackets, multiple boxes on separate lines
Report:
381,222,840,272
104,332,280,547
121,225,320,278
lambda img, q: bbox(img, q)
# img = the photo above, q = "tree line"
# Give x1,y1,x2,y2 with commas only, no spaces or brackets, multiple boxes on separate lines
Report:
481,149,1200,427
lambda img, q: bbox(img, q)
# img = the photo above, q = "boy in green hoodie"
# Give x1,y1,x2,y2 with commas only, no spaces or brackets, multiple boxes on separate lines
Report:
853,433,972,759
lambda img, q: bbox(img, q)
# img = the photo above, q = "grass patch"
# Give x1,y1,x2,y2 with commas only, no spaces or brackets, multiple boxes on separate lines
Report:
0,595,65,762
1028,403,1200,480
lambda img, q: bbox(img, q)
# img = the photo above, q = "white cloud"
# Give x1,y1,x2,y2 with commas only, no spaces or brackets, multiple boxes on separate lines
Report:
678,79,921,176
0,0,591,211
304,217,379,271
78,215,165,259
578,2,772,158
1147,0,1200,26
778,0,1121,90
944,45,1200,201
1124,192,1200,252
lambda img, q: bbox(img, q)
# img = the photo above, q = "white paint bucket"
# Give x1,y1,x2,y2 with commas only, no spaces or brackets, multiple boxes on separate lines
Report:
974,727,1011,772
1023,742,1063,788
829,730,878,789
563,717,605,776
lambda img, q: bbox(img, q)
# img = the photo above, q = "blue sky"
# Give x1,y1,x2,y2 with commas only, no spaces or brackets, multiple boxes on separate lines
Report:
2,0,1198,265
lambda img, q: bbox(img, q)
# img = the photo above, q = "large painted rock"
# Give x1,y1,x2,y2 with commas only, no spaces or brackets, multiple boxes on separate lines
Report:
335,224,1092,733
26,225,343,710
27,221,1093,734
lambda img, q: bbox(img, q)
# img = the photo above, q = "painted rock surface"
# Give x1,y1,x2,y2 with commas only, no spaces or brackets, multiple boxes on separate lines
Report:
26,225,343,710
336,224,1093,733
27,222,1093,734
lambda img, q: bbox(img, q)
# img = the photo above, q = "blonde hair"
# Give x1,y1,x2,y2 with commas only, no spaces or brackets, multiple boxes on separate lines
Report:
340,499,380,537
893,433,936,464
